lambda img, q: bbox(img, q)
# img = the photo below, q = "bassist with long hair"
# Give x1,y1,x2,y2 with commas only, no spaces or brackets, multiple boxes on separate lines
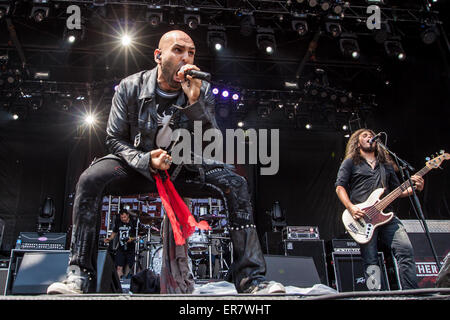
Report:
335,128,424,290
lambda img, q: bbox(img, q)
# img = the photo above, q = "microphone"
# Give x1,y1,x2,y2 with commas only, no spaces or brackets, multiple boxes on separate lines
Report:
369,133,382,144
184,69,211,81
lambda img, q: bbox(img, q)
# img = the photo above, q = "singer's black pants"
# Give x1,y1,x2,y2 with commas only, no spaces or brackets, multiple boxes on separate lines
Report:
69,155,266,292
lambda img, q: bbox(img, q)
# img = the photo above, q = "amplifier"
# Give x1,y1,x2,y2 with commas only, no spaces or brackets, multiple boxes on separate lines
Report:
282,226,319,240
331,239,361,255
18,232,67,250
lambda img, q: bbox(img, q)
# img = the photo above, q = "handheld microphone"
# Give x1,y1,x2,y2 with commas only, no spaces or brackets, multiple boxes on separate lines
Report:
369,133,382,144
184,69,211,81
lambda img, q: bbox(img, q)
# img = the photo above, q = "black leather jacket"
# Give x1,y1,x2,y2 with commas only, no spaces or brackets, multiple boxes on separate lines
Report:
105,67,218,181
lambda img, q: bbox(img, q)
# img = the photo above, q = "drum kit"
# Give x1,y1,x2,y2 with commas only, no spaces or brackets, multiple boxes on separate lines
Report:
122,196,233,280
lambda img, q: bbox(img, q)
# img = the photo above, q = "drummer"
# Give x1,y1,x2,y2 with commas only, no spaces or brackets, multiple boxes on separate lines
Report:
104,209,137,279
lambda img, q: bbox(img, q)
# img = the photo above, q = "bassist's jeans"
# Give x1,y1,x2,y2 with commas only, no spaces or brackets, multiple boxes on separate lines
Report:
360,217,418,290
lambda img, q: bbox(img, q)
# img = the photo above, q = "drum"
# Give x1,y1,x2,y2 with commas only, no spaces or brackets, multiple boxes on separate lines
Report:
188,230,209,254
150,246,192,275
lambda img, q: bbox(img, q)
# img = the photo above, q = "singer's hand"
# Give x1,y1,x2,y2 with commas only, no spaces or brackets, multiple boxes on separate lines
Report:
150,149,172,171
177,64,202,105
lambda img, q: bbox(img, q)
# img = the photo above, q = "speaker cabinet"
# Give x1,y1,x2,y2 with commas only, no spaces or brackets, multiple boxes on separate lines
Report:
399,220,450,288
0,268,8,296
284,240,329,286
332,252,390,292
264,254,322,288
5,249,121,295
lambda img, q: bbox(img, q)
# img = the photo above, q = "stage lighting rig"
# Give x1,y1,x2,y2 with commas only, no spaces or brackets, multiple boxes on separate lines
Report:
339,33,360,59
30,1,50,23
420,24,439,45
326,21,342,38
256,28,276,55
240,14,255,37
184,14,200,30
292,20,308,36
147,11,163,28
207,27,227,52
384,38,406,61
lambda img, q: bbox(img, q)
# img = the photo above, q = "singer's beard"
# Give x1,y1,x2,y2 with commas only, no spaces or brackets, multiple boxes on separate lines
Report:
360,144,376,153
161,60,182,91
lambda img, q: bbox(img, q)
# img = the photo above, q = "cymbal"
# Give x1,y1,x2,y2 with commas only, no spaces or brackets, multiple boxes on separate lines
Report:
199,214,227,220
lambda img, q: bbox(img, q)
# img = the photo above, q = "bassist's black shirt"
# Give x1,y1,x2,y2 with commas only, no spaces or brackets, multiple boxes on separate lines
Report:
335,158,401,213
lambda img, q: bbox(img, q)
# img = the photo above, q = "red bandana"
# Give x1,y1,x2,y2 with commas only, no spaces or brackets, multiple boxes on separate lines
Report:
153,171,211,246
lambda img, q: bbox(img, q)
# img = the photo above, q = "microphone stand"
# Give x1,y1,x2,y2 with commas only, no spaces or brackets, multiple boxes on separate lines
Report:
376,139,441,272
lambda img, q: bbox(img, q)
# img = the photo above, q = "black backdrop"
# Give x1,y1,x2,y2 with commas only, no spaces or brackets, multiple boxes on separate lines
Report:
0,43,449,252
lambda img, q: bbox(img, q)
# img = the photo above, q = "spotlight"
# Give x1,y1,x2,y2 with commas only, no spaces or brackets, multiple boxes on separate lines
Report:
237,121,244,128
292,20,308,37
184,14,200,30
420,26,439,45
384,39,406,61
232,93,240,101
333,4,343,15
207,28,227,52
121,34,132,46
256,28,276,55
84,114,97,125
147,12,163,28
222,90,229,98
339,34,360,59
342,124,348,131
305,123,312,129
30,5,49,23
64,28,84,44
12,114,19,120
308,0,318,7
34,71,50,79
212,88,219,95
321,1,331,11
326,22,342,38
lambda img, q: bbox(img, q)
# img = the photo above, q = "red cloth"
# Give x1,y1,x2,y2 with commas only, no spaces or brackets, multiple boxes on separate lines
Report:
153,171,211,246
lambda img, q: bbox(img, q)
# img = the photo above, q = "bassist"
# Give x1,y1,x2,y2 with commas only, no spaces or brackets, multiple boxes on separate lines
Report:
335,128,424,290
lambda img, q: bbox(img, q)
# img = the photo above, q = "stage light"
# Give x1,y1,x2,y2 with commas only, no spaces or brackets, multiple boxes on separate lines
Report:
292,20,308,36
7,76,15,84
232,94,240,101
326,22,342,38
212,88,219,95
30,5,49,23
305,123,312,129
207,28,227,52
384,39,406,61
147,12,163,28
12,114,19,120
121,34,132,46
34,71,50,79
256,29,276,55
84,114,96,125
333,3,343,15
237,121,244,128
420,26,439,45
308,0,318,7
321,1,331,11
342,125,348,131
184,14,200,30
222,90,229,98
339,34,360,60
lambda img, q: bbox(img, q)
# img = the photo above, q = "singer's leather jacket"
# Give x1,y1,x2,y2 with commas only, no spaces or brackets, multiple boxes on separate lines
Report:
104,66,218,181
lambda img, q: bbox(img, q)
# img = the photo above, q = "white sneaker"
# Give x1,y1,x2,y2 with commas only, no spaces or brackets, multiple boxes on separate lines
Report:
47,266,91,294
247,281,286,294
